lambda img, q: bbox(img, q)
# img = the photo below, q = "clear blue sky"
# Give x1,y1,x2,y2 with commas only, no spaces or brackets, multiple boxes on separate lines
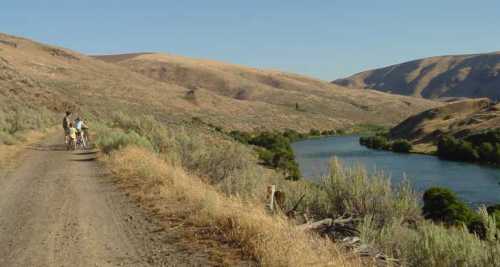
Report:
2,0,500,80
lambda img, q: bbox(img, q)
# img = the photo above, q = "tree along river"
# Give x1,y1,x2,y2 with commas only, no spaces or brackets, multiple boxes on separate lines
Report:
292,135,500,206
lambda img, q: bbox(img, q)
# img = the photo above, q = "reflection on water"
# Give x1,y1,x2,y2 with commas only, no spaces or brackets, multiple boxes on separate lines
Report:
292,135,500,206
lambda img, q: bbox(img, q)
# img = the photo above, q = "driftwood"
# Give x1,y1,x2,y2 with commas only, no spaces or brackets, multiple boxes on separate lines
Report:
298,218,333,231
262,182,399,266
299,216,398,266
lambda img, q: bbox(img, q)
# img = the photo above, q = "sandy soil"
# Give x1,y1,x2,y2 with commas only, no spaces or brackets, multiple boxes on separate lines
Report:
0,135,249,267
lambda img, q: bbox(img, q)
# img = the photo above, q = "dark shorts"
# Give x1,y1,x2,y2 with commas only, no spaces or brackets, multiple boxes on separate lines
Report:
64,127,70,135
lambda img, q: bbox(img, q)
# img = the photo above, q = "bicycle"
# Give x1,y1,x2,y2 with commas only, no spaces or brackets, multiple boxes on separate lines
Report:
76,131,88,150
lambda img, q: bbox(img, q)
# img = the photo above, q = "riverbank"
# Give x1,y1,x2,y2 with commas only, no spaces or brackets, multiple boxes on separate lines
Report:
292,135,500,206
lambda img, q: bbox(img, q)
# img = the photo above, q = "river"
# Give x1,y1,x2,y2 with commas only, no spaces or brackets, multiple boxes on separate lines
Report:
292,135,500,206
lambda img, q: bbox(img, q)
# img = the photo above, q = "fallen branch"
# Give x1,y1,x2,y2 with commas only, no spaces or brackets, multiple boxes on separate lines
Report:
298,218,333,231
298,216,398,266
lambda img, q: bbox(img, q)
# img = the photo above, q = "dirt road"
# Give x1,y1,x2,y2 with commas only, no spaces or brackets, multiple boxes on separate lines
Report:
0,135,233,267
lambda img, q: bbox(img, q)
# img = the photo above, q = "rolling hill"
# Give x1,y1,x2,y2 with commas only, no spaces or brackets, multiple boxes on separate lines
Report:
389,98,500,146
92,52,441,129
1,32,439,132
333,52,500,101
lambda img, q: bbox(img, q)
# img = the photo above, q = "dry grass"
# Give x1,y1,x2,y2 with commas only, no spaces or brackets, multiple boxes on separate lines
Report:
360,214,500,266
95,114,500,266
105,146,360,267
318,159,421,223
90,49,439,130
2,31,439,134
290,158,500,267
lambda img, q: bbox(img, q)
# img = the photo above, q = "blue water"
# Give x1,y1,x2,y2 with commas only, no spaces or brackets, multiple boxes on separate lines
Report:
292,135,500,206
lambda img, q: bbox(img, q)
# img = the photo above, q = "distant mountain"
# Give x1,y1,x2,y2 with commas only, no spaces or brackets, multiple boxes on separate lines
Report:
333,52,500,101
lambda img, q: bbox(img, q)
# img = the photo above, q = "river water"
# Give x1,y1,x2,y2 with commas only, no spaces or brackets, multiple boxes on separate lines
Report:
292,135,500,206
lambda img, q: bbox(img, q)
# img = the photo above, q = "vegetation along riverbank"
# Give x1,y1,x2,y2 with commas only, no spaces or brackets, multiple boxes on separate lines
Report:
90,112,500,266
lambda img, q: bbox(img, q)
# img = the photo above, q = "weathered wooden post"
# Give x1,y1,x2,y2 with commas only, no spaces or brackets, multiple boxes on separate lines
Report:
267,185,276,211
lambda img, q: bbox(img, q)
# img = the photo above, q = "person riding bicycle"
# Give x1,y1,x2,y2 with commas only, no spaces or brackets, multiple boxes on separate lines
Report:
62,111,72,145
75,117,89,149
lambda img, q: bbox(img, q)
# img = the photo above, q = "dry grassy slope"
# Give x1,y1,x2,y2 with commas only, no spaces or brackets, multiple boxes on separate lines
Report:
94,53,440,129
333,52,500,101
389,98,500,145
1,32,438,131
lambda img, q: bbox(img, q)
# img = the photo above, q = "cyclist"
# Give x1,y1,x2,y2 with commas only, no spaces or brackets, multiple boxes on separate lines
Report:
75,117,89,149
62,111,72,145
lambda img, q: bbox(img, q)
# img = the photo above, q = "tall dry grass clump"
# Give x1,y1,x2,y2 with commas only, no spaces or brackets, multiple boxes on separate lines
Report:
360,215,500,266
106,146,358,267
308,159,421,224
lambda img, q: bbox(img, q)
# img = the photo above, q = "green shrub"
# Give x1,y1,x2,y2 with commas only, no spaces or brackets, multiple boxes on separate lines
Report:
229,130,252,144
438,131,500,164
360,135,391,150
478,142,496,162
422,187,475,226
0,106,55,144
487,204,500,214
308,128,321,136
95,128,153,153
256,147,274,165
0,131,18,145
282,128,302,142
249,131,301,180
466,129,500,146
437,136,479,162
476,142,500,164
0,105,55,139
392,139,412,153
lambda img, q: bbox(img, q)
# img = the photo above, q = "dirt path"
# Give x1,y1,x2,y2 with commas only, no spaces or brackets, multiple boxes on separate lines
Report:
0,135,243,267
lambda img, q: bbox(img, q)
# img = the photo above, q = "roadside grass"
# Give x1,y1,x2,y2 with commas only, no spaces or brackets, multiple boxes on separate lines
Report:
95,113,500,267
0,106,55,145
360,214,500,266
105,146,358,267
0,105,56,168
94,114,360,266
94,113,294,202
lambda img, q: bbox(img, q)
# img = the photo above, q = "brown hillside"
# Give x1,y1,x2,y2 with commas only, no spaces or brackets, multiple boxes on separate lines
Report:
389,98,500,145
93,52,439,129
333,52,500,101
1,32,438,131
